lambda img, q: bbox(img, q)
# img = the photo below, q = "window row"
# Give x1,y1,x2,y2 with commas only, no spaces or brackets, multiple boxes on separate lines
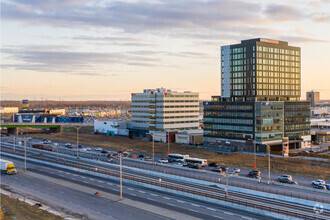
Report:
204,118,253,125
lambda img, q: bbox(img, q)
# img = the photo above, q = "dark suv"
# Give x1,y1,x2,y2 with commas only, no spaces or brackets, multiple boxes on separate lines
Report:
248,170,261,178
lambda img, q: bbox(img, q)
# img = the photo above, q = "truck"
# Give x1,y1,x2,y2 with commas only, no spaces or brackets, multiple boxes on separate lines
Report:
31,144,54,152
0,159,17,175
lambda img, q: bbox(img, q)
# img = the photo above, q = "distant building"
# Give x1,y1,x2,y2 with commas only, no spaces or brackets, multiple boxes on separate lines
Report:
306,91,320,107
311,119,330,143
204,38,311,152
0,107,19,114
94,120,129,136
130,88,200,133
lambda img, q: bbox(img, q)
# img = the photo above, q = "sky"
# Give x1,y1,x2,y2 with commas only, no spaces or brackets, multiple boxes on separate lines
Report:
1,0,330,101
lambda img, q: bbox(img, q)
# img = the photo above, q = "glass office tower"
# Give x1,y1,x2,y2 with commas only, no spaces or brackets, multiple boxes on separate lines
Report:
204,38,310,152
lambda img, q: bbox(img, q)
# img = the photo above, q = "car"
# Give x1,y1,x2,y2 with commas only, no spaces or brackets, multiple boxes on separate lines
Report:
313,185,327,190
95,147,102,151
278,175,293,183
65,143,73,148
144,156,152,161
309,149,317,153
174,163,183,167
85,147,92,151
81,148,88,151
212,167,221,172
232,168,240,173
78,144,83,148
218,165,229,172
287,181,298,186
312,179,326,186
100,150,109,154
248,170,261,178
43,139,51,144
208,162,218,167
325,184,330,190
158,158,168,163
138,154,145,158
188,164,202,169
303,150,310,153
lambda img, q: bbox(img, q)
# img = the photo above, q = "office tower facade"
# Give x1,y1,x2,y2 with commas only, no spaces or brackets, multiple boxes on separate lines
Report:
306,91,320,107
130,88,200,132
204,38,311,152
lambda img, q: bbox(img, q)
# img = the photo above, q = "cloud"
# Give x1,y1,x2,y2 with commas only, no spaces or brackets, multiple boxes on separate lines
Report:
264,4,305,22
314,14,330,23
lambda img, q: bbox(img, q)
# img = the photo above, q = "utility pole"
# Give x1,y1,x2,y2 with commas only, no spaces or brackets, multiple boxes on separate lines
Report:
120,153,123,200
146,133,155,164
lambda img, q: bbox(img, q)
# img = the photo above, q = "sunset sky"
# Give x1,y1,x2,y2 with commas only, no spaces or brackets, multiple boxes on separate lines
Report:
1,0,330,101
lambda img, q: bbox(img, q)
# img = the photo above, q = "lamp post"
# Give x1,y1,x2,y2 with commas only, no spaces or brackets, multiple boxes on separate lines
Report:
146,133,154,164
54,143,59,161
120,152,123,200
167,131,170,154
267,144,271,184
24,139,27,171
219,167,236,197
75,126,82,158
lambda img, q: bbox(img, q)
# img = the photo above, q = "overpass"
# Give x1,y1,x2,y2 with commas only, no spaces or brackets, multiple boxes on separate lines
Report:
1,122,94,135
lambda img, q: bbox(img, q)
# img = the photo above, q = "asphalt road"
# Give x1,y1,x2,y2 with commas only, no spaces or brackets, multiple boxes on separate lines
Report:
2,135,329,203
1,155,268,220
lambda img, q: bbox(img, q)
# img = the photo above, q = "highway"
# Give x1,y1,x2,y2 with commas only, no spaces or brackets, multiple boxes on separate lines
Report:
1,140,329,219
1,156,268,220
2,136,330,203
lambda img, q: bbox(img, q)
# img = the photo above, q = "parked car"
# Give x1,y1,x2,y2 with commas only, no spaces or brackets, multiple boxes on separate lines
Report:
95,147,102,151
312,179,326,186
248,170,261,178
313,185,327,190
287,181,298,186
208,162,218,167
43,139,51,144
158,158,168,163
278,175,293,183
232,168,240,174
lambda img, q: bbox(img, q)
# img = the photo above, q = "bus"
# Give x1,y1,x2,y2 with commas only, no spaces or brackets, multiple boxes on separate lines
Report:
184,158,208,166
167,154,189,162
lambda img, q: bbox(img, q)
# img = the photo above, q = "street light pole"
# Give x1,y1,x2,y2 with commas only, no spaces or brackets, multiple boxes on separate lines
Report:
76,126,82,158
254,140,256,169
267,144,271,184
24,139,27,171
146,133,155,164
167,131,170,154
120,153,123,200
225,171,229,197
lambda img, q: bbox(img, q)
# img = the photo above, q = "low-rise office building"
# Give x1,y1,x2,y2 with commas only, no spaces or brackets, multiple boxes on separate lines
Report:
94,120,129,136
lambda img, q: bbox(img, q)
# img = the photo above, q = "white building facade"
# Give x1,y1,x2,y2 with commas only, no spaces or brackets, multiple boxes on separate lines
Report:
94,120,129,136
130,88,200,132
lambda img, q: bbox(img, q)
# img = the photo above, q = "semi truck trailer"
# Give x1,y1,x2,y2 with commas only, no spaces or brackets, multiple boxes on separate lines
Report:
0,159,17,175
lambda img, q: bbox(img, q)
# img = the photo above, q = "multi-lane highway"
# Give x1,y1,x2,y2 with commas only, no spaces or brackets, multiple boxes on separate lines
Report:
1,137,329,220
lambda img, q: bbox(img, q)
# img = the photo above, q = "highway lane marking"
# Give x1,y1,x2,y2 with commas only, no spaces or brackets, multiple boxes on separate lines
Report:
212,215,224,219
240,216,252,220
72,174,78,177
206,207,217,211
107,183,113,185
81,176,86,178
127,188,133,190
150,193,158,197
188,209,197,212
138,190,146,194
97,180,104,183
162,197,171,200
223,211,234,216
176,200,185,203
190,203,200,207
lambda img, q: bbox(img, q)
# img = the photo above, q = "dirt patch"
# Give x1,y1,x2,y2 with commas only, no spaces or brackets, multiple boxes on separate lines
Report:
0,193,63,220
29,132,330,179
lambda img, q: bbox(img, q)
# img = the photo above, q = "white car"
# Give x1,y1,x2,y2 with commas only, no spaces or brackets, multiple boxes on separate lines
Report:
158,158,168,163
43,139,51,144
312,179,326,186
86,147,92,151
232,168,241,173
95,147,102,151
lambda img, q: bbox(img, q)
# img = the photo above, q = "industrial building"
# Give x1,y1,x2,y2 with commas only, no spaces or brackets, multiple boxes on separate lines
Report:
204,38,311,152
94,120,129,136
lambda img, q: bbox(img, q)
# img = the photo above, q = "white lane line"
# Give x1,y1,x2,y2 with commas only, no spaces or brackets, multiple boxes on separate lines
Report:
188,209,196,212
89,178,94,181
127,188,133,190
81,176,86,179
176,200,185,203
97,180,104,183
212,215,224,219
162,197,171,200
240,216,252,220
107,183,113,185
150,193,158,197
223,211,234,216
206,207,217,211
138,191,146,194
191,203,200,207
65,172,71,175
73,174,78,177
